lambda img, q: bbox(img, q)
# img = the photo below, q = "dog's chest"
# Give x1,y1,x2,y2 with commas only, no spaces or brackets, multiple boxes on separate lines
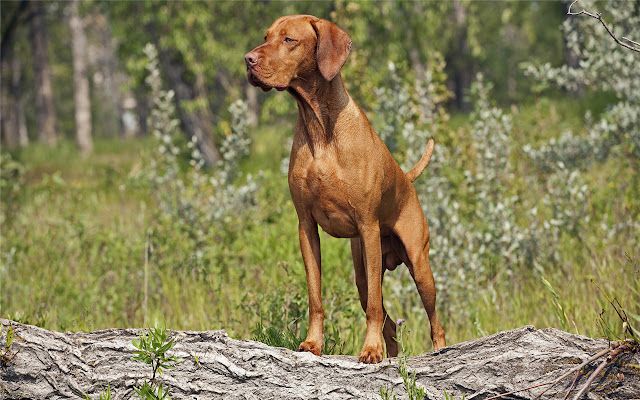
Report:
289,154,359,238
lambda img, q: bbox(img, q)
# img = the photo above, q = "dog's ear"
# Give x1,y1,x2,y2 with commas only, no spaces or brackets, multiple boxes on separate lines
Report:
311,18,352,82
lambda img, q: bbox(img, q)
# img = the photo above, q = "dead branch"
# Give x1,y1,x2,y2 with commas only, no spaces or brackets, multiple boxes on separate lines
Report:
571,343,634,400
486,340,639,400
567,0,640,53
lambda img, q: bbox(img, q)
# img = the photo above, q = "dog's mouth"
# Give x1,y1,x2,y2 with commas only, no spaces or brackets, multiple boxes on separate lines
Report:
247,68,288,92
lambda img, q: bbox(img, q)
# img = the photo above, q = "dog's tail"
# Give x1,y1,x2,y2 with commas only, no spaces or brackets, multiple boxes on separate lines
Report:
405,137,435,183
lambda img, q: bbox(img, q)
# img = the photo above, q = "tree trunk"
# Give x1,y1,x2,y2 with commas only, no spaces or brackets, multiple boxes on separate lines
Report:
158,48,222,167
28,0,57,146
450,0,473,111
89,11,124,138
134,88,150,137
2,320,638,400
245,83,259,126
69,0,93,156
141,16,221,166
0,0,28,64
1,45,19,148
1,28,29,149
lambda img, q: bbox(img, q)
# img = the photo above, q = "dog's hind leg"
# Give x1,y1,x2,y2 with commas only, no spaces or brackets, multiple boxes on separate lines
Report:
393,205,446,351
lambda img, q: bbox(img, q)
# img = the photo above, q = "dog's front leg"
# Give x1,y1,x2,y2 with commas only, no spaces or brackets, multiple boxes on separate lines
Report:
297,218,324,356
358,224,385,363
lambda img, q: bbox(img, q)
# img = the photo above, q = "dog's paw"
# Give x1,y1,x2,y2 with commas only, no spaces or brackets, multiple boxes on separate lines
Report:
297,340,322,356
358,343,384,364
432,333,446,351
431,324,447,351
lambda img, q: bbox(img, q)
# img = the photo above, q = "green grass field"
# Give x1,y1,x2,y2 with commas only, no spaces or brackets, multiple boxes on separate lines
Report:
1,95,638,357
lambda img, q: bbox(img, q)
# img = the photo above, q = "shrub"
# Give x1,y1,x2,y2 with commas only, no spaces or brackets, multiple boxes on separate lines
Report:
523,0,639,253
137,43,260,272
374,24,638,331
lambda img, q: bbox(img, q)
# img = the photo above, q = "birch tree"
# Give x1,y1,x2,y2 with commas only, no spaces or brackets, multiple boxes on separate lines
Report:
69,0,93,156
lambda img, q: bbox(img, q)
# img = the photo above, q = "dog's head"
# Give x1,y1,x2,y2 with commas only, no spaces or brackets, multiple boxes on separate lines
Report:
245,15,352,92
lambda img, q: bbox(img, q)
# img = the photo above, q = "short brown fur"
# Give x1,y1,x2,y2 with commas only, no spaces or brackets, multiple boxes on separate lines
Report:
245,15,446,363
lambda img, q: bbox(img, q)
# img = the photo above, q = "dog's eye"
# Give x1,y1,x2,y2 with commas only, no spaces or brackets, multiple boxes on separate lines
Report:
284,37,295,43
264,35,267,42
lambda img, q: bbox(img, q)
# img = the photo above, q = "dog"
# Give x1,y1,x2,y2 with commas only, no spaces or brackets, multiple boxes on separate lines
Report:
245,14,446,363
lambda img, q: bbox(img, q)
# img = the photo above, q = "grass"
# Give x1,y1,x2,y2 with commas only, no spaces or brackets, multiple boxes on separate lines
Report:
1,94,638,357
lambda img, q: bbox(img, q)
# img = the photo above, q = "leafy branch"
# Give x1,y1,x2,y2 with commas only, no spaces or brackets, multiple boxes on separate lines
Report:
131,324,181,399
567,0,640,52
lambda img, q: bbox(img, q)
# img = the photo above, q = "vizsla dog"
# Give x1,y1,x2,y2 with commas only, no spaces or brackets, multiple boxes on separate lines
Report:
245,15,446,363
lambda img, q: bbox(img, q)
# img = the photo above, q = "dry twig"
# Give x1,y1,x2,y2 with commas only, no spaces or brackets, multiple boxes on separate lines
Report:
485,341,637,400
570,343,631,400
567,0,640,53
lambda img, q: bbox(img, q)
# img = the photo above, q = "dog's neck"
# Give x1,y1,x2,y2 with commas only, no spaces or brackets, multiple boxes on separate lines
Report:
288,73,350,155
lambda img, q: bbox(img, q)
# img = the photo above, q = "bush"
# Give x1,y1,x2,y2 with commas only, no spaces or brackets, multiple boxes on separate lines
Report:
373,28,638,342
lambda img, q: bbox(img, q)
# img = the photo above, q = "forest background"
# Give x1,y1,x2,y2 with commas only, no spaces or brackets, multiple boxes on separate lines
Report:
1,0,638,355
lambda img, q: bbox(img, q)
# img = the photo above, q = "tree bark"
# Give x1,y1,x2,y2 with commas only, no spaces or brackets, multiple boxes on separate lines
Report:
69,0,93,156
2,320,638,400
28,0,57,146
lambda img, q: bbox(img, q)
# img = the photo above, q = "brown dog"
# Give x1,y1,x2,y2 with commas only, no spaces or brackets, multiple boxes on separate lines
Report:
245,15,446,363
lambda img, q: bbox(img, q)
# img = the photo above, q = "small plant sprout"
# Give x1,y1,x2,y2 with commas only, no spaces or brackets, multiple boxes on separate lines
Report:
379,319,429,400
0,324,20,365
83,385,112,400
444,390,466,400
131,323,181,399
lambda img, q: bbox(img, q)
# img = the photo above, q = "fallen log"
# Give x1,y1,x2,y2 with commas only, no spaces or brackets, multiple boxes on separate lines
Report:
1,319,638,399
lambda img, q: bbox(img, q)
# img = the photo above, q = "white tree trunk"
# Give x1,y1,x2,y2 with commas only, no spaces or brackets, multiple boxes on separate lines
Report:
69,0,93,156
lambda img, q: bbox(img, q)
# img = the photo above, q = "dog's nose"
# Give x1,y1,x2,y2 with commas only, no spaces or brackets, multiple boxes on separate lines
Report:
245,51,259,67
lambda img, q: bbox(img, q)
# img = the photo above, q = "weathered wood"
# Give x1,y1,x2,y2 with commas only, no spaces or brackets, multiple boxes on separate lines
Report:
1,319,638,399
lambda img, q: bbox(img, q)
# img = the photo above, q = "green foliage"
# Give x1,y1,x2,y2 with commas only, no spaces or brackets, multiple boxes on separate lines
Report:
539,275,570,332
396,325,428,400
0,153,24,211
379,321,430,400
135,382,170,400
0,324,19,365
86,385,112,400
592,270,639,344
248,262,307,351
247,260,357,356
132,325,180,377
443,390,466,400
251,320,304,352
131,323,180,400
138,42,259,246
99,386,112,400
